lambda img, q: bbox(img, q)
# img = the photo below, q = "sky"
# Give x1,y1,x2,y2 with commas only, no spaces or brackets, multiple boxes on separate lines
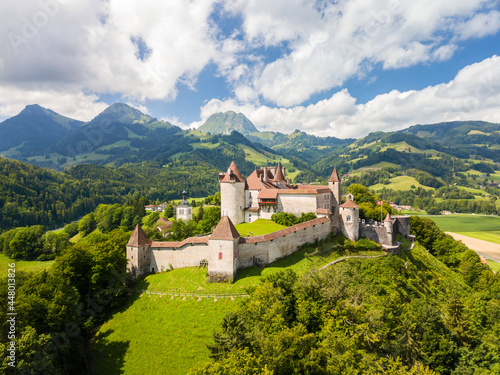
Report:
1,0,500,138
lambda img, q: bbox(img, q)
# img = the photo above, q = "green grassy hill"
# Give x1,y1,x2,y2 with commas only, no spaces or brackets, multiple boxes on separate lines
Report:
91,235,386,374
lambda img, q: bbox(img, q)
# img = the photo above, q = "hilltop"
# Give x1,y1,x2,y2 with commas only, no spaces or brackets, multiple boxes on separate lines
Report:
197,111,258,135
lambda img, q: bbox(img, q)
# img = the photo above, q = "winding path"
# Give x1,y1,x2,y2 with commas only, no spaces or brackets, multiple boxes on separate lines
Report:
319,253,388,270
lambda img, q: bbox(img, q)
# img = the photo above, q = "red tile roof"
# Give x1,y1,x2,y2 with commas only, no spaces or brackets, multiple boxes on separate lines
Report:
221,161,245,183
246,169,265,190
315,208,332,215
279,187,331,194
240,216,330,243
274,162,285,182
245,207,259,212
340,200,359,208
329,167,341,182
210,216,240,240
258,189,279,199
128,224,152,246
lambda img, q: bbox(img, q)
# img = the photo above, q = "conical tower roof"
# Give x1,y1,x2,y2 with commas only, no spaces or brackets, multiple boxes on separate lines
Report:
384,213,392,222
221,161,245,183
210,216,240,240
274,162,285,182
328,167,341,182
127,224,152,246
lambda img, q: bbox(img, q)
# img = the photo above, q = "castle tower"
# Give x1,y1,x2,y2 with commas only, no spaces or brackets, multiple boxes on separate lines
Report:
207,216,240,282
339,193,359,241
176,190,192,221
126,224,152,276
328,167,341,207
274,162,286,189
384,213,394,234
220,161,246,225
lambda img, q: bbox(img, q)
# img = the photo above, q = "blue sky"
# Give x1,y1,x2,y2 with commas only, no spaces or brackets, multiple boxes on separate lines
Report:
1,0,500,138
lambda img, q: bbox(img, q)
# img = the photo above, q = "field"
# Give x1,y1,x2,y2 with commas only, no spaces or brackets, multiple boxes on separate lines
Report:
92,235,386,374
370,175,434,191
92,295,235,375
0,253,55,275
234,219,287,236
427,214,500,233
428,214,500,267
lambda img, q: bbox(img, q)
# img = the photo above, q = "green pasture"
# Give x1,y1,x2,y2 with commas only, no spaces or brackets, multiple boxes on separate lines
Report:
92,296,235,375
427,214,500,233
370,176,434,191
93,235,386,374
235,219,287,236
486,260,500,273
0,253,54,275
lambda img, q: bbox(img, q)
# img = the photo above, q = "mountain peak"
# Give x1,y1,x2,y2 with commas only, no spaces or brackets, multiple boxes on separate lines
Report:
197,111,258,135
88,103,156,126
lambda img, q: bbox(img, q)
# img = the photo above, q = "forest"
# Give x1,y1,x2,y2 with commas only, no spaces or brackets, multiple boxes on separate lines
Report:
192,217,500,374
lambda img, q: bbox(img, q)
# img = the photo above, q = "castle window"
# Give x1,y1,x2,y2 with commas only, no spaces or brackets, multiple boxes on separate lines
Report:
346,215,352,222
219,252,223,260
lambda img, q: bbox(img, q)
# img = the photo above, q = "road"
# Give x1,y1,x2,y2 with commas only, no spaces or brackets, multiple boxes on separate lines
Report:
446,232,500,262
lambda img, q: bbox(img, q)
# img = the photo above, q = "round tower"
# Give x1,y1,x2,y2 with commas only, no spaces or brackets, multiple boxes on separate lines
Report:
384,213,394,234
339,193,359,241
176,190,192,221
220,161,246,225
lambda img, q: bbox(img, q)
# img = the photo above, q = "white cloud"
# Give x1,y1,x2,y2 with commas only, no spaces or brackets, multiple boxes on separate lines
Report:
456,10,500,40
0,85,108,121
221,0,499,106
0,0,219,116
195,56,500,139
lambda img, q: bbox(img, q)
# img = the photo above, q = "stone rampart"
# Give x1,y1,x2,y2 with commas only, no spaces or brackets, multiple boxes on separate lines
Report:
238,216,333,268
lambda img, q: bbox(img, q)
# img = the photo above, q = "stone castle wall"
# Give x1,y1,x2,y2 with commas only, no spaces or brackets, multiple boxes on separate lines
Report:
150,243,210,272
238,216,333,268
359,223,393,246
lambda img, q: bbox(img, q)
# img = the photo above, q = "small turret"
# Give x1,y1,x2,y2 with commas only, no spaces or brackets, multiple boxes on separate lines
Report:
339,193,359,241
176,190,192,221
384,213,393,234
274,162,286,189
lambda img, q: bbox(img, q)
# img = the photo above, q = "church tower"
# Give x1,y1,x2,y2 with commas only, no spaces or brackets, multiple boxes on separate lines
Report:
220,161,246,225
176,190,192,221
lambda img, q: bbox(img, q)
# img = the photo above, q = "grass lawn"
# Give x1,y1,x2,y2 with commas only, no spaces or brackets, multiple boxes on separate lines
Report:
235,219,287,236
427,214,500,233
92,296,235,375
93,235,386,374
0,253,54,275
486,259,500,273
370,176,435,191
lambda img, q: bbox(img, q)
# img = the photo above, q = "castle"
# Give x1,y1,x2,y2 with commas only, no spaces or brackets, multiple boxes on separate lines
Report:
127,162,411,282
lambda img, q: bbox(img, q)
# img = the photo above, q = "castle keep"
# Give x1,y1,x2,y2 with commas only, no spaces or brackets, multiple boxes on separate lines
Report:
127,161,411,282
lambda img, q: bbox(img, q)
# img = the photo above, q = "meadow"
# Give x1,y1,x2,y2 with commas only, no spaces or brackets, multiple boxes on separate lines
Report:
234,218,287,236
0,253,54,275
92,235,386,374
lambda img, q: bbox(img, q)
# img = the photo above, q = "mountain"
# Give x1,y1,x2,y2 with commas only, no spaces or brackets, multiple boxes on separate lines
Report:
0,104,83,155
85,102,160,127
197,111,259,135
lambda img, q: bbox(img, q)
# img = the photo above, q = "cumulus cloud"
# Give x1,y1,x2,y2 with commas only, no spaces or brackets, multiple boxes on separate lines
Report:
221,0,499,106
0,0,219,118
195,56,500,139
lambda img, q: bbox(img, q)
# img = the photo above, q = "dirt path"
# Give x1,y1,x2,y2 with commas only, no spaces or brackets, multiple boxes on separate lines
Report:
446,232,500,262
